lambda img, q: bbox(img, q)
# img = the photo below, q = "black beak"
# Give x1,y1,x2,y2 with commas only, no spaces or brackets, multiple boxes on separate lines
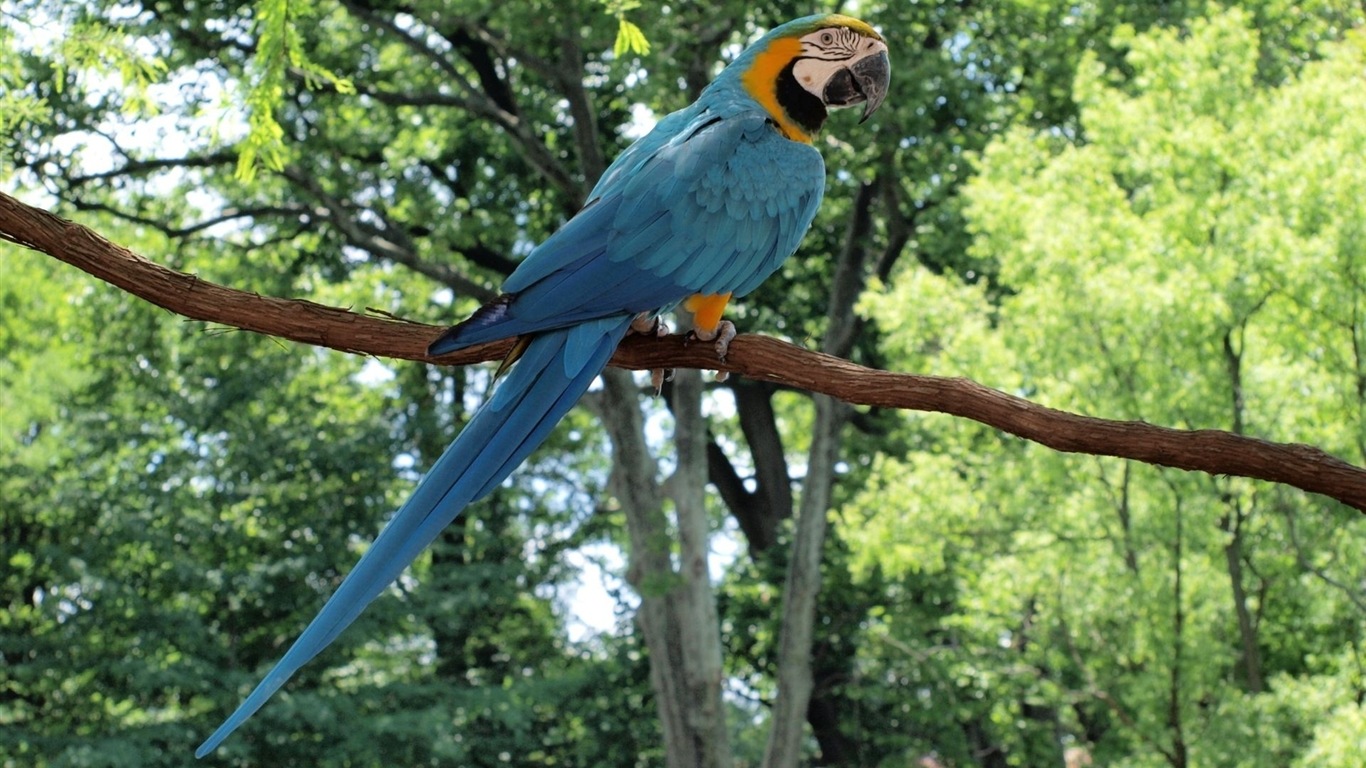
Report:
823,49,890,123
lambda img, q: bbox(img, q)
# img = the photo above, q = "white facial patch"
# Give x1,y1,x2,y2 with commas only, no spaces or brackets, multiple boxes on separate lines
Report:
791,26,866,98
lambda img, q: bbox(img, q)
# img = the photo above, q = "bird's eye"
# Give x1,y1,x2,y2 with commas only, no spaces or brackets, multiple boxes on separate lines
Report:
820,31,834,46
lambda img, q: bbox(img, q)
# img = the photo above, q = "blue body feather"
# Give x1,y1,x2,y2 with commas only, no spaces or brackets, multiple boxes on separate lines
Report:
197,14,846,757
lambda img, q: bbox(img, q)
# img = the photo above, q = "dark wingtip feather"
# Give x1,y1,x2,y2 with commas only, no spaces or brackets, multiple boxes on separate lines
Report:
428,294,516,356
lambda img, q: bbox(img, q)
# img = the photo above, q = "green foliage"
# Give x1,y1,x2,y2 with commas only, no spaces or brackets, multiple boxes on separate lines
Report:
0,7,165,172
613,18,650,58
859,7,1366,765
0,220,655,765
601,0,651,56
5,0,1366,765
237,0,355,181
50,19,167,112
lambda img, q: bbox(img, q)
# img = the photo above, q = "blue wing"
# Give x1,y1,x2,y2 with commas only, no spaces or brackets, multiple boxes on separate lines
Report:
432,106,824,352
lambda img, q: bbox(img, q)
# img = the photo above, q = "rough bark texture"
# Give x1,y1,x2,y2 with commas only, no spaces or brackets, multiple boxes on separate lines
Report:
669,369,733,767
761,391,846,768
3,190,1364,512
592,369,731,768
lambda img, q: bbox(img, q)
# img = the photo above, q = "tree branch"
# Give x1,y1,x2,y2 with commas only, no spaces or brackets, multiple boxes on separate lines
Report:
65,151,240,185
3,189,1364,512
336,0,583,206
277,164,500,302
65,198,312,239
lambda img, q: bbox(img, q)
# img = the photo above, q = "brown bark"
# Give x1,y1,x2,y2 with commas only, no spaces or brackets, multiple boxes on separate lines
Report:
3,189,1365,512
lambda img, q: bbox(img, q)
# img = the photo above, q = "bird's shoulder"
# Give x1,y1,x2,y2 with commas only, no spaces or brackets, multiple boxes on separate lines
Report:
605,99,825,232
601,95,824,198
505,101,822,295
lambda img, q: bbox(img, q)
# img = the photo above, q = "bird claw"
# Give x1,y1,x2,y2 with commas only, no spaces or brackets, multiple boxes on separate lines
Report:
651,367,675,397
632,314,673,395
631,314,669,337
690,319,736,359
686,319,736,382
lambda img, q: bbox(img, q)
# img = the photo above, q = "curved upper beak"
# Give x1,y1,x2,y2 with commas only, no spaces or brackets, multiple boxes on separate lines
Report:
822,47,891,123
852,49,890,122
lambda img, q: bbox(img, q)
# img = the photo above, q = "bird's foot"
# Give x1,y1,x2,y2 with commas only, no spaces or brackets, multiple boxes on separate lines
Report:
688,319,736,358
631,314,674,396
686,320,737,383
651,367,675,397
631,313,668,337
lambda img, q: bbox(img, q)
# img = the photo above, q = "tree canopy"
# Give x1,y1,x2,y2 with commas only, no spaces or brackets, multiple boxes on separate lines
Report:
2,2,1364,767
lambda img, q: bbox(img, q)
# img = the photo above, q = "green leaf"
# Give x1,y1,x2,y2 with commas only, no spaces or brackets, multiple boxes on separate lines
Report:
614,18,650,57
236,0,355,181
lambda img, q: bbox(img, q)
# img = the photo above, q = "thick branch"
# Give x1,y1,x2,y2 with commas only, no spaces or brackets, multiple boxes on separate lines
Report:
3,190,1365,511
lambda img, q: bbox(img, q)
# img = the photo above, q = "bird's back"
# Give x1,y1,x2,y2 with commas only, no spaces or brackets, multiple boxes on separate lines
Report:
444,72,826,350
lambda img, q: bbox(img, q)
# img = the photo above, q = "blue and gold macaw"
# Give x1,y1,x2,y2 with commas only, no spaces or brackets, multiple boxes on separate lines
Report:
197,13,888,756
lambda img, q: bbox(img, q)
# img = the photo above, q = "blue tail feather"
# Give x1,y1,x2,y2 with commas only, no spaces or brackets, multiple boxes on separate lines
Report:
196,316,632,758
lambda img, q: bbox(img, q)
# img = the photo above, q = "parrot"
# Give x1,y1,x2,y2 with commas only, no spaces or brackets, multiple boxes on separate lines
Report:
196,13,889,757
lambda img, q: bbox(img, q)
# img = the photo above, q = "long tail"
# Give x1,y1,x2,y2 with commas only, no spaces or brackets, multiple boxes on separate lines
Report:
196,316,632,758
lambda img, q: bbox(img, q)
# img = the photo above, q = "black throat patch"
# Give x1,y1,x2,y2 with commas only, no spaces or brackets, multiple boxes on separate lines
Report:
776,59,828,136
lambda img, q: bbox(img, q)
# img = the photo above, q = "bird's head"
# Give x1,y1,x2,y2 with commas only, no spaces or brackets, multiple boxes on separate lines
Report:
733,14,890,143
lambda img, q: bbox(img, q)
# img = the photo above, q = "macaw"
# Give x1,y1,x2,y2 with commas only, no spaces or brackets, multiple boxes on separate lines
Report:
196,13,889,757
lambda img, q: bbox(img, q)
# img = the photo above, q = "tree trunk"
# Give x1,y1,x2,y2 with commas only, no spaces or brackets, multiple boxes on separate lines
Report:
1220,331,1264,693
595,369,731,768
763,181,877,766
1221,505,1265,693
671,368,733,765
1167,498,1189,768
762,391,846,768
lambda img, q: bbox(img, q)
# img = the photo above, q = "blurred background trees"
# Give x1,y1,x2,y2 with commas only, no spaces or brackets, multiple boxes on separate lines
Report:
2,1,1363,766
